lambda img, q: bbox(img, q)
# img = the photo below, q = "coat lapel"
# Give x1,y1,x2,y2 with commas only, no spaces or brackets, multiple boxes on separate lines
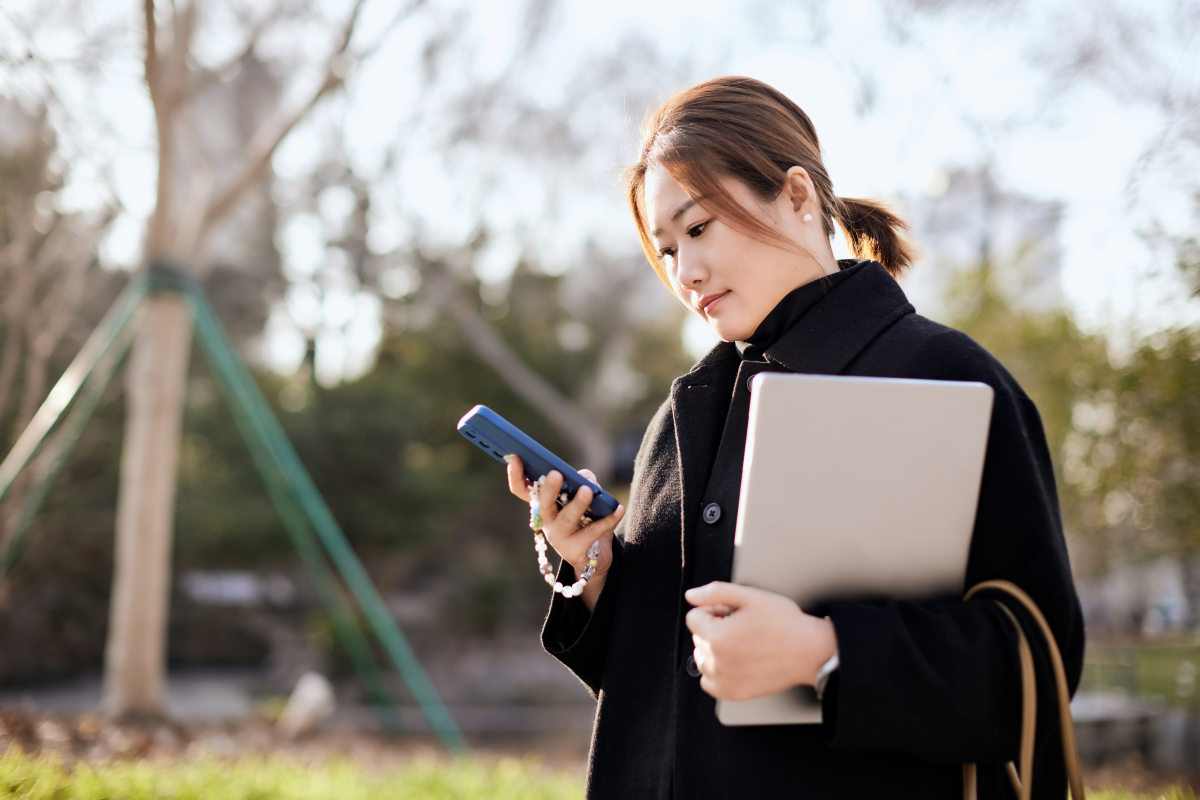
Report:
666,263,914,565
764,261,914,375
669,344,740,566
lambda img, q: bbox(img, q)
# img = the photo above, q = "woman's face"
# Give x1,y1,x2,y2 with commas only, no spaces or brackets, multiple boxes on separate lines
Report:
644,163,832,343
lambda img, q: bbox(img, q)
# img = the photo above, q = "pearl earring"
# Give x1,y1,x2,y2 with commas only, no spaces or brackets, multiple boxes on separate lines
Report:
803,213,813,223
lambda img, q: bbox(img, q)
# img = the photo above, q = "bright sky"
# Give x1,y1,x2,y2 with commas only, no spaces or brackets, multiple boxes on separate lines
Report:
335,0,1198,346
4,0,1197,365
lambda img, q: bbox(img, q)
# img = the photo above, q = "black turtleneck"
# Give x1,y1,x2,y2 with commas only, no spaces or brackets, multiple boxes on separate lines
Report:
735,259,869,361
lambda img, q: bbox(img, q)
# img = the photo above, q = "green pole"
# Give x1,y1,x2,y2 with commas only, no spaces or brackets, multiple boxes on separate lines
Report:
0,293,146,581
0,280,148,506
136,272,401,731
199,355,403,732
151,272,465,752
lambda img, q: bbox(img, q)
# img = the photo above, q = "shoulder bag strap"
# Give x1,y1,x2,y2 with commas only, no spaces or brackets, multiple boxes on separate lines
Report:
961,579,1086,800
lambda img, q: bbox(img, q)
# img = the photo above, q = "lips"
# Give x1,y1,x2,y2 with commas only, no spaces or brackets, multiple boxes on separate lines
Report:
697,291,728,315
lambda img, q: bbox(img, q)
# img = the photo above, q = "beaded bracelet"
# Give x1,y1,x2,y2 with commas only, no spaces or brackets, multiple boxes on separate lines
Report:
529,475,601,598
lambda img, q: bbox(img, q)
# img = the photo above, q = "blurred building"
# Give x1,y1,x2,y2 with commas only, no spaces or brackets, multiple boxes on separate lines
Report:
899,167,1065,323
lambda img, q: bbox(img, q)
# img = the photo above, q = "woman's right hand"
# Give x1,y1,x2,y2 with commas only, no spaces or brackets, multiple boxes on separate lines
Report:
506,456,624,610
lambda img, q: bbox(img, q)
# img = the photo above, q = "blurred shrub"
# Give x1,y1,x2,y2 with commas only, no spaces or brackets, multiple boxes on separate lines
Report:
0,263,692,684
948,265,1200,571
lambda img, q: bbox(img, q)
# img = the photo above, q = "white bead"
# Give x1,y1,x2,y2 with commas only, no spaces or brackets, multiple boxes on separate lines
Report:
803,213,813,222
561,586,574,598
544,574,555,585
573,580,586,593
554,582,563,592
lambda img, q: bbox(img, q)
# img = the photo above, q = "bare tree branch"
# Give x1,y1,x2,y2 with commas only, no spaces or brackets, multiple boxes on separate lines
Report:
0,209,39,426
143,0,159,107
18,233,98,435
166,2,196,117
198,0,423,238
197,0,369,235
180,1,291,105
29,217,71,284
426,266,615,480
145,0,173,258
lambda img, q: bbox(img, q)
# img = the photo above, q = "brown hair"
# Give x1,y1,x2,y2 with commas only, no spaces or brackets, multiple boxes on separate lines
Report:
625,76,914,285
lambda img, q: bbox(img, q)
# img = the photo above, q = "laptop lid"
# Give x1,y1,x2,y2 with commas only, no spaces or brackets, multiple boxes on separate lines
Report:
716,373,994,726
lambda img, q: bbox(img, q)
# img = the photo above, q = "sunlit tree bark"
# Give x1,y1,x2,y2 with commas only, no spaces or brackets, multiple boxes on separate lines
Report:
106,0,380,720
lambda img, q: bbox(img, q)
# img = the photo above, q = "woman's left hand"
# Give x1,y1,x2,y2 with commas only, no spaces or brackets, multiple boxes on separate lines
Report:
685,582,838,702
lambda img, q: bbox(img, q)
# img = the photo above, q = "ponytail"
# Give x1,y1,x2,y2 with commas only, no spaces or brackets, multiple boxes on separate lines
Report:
833,197,915,278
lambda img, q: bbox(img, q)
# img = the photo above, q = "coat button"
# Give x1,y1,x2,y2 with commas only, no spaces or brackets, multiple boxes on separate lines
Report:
746,375,755,392
686,655,701,677
702,503,721,524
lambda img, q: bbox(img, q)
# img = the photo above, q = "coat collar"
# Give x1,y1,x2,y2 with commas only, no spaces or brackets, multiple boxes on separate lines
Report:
668,262,915,546
680,260,914,382
762,260,914,375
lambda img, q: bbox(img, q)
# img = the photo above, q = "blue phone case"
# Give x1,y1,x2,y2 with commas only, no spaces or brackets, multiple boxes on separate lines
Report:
456,405,620,521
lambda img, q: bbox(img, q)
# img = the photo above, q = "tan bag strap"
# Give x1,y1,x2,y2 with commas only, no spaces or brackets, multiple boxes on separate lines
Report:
961,579,1086,800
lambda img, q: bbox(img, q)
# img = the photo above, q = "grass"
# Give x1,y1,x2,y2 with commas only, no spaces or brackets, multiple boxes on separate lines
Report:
0,747,583,800
3,741,1198,800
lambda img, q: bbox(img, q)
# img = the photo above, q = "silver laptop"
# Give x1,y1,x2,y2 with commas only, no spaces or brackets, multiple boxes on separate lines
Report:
716,373,994,726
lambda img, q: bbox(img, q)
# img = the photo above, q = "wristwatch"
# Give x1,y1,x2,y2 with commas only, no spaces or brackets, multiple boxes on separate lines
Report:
813,652,840,701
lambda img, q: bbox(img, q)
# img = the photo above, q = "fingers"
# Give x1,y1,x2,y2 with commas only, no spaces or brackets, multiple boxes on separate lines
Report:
510,466,620,542
685,605,726,638
578,468,599,486
557,482,594,528
506,457,530,500
684,581,756,611
580,503,624,540
535,470,565,522
692,639,726,699
692,637,737,701
692,639,713,672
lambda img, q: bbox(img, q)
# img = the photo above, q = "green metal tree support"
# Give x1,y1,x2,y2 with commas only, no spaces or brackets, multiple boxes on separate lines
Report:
0,268,467,754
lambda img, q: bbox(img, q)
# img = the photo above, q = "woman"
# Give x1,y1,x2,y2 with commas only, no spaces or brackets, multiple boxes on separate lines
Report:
505,76,1084,799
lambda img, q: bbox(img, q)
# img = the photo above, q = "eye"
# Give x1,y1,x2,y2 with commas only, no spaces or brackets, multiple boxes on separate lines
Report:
686,221,708,238
657,247,677,262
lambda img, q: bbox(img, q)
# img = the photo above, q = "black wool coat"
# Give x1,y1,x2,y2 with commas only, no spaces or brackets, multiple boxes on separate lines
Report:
542,261,1085,800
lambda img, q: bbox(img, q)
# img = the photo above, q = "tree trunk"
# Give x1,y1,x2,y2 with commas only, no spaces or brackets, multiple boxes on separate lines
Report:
103,295,193,720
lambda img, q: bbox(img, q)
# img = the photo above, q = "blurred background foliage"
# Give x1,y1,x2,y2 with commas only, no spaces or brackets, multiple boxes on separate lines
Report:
947,259,1200,573
0,237,693,685
0,0,1198,701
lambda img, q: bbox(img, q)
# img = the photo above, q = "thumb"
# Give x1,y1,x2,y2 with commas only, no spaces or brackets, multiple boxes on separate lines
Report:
685,581,754,610
578,468,600,487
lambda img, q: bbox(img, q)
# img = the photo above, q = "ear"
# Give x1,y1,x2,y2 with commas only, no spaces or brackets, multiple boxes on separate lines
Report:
782,166,814,214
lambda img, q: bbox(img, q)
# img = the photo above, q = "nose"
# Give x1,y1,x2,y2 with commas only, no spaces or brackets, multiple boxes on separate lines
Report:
674,248,707,290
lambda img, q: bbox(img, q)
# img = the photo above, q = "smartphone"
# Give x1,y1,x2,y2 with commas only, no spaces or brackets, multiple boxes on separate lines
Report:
457,404,620,521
